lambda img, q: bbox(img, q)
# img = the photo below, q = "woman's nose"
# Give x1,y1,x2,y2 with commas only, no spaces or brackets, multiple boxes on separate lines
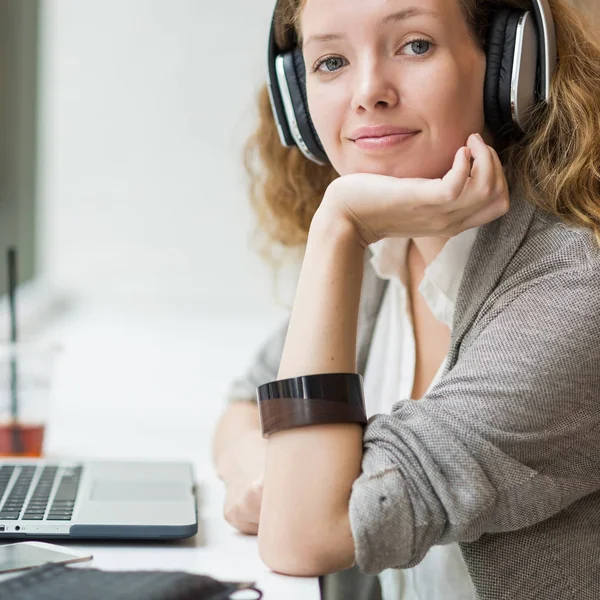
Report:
350,61,400,113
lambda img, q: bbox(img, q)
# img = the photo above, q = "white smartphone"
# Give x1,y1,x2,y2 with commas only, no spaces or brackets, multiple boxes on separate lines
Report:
0,541,93,575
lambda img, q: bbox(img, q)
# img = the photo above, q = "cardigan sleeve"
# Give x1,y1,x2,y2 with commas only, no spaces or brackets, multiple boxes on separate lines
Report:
348,266,600,575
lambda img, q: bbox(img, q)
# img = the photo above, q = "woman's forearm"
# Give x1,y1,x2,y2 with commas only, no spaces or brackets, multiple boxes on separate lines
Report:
258,206,364,576
276,209,365,378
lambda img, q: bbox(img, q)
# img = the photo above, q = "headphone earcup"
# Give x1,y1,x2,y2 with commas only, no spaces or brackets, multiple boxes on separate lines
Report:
290,48,325,156
279,48,327,163
484,9,524,140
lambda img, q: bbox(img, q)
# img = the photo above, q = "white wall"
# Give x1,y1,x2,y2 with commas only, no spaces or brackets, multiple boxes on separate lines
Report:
37,0,297,318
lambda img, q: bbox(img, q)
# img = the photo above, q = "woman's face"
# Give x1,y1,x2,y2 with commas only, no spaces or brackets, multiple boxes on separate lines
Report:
300,0,488,178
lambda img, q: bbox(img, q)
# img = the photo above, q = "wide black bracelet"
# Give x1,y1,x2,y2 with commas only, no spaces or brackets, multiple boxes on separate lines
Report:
256,373,367,438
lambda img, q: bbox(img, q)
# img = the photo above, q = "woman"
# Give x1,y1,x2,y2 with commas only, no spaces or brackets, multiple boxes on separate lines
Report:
212,0,600,598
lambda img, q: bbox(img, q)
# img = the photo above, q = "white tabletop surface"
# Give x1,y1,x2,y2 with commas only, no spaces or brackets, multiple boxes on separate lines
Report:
5,303,319,599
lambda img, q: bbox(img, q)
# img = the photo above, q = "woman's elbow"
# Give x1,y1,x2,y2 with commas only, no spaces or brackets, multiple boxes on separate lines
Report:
258,533,322,576
257,516,355,576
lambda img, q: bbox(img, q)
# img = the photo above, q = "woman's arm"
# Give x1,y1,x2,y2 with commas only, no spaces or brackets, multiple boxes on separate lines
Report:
212,318,290,534
260,226,600,580
212,401,262,470
258,208,365,576
257,134,509,576
212,402,266,535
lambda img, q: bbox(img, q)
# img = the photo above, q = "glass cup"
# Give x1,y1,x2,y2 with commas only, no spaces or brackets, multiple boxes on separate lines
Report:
0,341,60,457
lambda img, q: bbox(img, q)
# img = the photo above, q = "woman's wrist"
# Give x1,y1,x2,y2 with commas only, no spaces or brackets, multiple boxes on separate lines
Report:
310,191,365,251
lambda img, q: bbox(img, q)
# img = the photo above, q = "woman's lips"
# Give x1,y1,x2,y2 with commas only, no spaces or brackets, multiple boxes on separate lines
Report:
352,131,420,150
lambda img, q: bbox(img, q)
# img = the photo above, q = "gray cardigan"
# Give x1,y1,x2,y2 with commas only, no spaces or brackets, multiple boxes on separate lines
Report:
226,191,600,600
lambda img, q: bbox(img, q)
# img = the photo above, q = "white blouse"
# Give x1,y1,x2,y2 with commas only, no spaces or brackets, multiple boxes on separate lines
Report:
362,228,480,600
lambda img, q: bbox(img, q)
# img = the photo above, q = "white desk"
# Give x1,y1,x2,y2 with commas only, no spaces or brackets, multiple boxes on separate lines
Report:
27,303,319,599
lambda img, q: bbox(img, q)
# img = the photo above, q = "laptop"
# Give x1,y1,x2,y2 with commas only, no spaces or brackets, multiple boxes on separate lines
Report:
0,459,198,540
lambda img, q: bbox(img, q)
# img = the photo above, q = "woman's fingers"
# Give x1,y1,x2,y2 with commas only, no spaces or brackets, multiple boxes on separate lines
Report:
224,480,263,535
466,134,494,188
224,502,259,534
476,141,510,218
460,192,510,230
238,481,263,523
441,145,472,202
459,144,510,230
437,134,509,235
227,515,258,535
441,134,493,215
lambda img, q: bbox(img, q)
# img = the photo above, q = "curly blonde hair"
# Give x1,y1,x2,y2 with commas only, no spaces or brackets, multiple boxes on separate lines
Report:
244,0,600,265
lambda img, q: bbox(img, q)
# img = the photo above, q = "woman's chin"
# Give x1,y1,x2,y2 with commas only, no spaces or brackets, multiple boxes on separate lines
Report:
341,160,423,179
337,153,447,179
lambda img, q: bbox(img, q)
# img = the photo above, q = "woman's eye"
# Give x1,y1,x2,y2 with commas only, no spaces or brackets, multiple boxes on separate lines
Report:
312,39,432,73
402,39,432,56
314,56,347,73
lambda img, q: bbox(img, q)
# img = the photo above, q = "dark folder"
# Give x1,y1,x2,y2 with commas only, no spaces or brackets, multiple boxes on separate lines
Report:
0,563,263,600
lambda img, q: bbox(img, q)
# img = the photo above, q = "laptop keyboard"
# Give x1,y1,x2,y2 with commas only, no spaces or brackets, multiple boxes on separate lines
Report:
0,465,82,522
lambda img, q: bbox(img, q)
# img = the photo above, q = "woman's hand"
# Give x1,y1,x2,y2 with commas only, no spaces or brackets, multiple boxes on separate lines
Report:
319,133,510,248
224,474,263,536
217,429,267,535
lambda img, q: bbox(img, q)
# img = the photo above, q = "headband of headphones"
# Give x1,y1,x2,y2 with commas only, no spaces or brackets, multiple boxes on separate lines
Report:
267,0,558,165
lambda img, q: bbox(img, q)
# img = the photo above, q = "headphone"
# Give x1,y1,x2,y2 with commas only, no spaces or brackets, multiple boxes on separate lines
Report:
266,0,558,166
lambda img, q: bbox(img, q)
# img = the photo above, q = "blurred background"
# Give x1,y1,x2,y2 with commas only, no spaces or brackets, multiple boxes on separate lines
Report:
0,0,597,466
1,0,294,327
0,0,298,468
